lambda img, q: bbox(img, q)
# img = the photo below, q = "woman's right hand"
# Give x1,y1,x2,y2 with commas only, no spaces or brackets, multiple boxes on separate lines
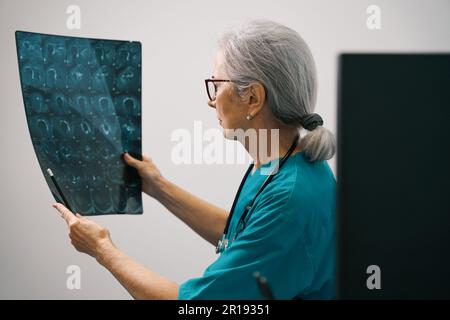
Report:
123,152,164,198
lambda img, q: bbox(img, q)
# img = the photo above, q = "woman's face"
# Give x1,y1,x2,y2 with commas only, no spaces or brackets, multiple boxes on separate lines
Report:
208,51,249,137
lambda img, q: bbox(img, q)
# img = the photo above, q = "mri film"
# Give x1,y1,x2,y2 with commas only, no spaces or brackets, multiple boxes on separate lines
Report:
15,31,142,215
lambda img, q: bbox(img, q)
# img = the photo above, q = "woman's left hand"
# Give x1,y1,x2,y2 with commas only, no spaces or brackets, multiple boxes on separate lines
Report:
53,203,114,260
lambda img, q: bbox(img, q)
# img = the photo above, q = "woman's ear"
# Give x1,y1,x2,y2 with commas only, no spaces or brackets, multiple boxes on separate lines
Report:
246,82,266,118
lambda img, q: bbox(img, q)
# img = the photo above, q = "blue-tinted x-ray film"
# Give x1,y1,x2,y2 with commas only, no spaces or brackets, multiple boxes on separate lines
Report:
15,31,143,215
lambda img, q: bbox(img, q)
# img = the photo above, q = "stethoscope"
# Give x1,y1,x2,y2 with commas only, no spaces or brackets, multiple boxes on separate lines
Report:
216,133,300,254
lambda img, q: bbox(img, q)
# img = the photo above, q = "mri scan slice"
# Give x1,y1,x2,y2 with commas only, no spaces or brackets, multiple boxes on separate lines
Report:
16,31,142,215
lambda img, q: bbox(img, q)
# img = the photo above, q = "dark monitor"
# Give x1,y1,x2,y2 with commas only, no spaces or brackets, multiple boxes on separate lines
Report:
337,54,450,299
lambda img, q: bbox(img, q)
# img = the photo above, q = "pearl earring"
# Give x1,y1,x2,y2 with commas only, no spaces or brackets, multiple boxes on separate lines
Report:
246,114,253,121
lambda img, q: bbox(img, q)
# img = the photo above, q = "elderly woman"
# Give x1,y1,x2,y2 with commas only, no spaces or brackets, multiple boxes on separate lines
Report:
54,20,336,300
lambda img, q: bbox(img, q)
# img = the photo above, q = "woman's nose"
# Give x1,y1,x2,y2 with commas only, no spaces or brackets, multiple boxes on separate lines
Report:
208,100,216,109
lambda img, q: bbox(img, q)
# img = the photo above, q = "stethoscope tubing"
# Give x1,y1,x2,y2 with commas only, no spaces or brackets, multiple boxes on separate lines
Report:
216,133,300,254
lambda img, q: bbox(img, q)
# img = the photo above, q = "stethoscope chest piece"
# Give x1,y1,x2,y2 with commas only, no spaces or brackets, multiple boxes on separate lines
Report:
216,234,229,254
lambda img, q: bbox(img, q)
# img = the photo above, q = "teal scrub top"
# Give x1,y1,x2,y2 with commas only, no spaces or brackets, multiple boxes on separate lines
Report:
178,150,336,299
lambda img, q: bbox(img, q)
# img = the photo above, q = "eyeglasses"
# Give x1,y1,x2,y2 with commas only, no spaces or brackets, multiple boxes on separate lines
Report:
205,78,231,101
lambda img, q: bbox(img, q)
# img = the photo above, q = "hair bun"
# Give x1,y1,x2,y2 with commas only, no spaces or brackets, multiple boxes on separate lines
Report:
301,113,323,131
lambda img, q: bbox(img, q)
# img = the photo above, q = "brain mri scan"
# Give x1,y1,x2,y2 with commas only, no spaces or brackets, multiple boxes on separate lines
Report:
15,31,142,215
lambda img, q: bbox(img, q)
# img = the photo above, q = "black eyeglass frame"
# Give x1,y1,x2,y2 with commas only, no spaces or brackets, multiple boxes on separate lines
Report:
204,79,231,101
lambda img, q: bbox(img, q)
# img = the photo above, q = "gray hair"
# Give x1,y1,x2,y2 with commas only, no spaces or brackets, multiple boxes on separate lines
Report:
218,19,336,162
